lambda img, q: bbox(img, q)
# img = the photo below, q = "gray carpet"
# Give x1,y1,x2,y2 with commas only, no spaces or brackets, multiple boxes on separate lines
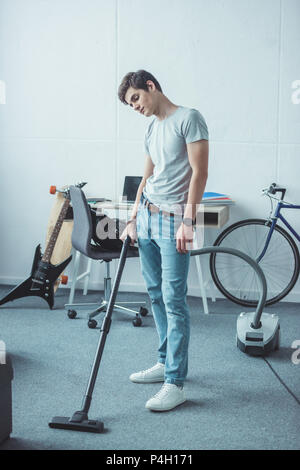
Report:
0,285,299,450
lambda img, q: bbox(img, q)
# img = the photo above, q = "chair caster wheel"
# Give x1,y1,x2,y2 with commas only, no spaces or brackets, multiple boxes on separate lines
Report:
132,315,142,327
88,319,97,329
139,307,148,317
68,309,77,319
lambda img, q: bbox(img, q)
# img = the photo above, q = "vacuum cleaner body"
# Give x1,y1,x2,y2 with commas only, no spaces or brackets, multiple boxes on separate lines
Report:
193,246,281,357
237,311,280,356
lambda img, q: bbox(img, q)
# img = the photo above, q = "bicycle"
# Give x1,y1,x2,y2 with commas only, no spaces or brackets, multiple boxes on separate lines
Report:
209,183,300,307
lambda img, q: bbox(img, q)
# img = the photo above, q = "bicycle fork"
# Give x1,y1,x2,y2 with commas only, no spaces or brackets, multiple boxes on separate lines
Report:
255,218,277,263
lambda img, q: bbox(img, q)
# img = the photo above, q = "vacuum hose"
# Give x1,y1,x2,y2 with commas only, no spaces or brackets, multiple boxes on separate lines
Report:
191,246,267,329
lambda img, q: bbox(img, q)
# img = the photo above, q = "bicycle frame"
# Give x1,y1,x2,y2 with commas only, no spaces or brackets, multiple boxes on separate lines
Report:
256,201,300,262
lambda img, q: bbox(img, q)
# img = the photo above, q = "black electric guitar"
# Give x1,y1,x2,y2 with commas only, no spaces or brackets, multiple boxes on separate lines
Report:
0,182,87,309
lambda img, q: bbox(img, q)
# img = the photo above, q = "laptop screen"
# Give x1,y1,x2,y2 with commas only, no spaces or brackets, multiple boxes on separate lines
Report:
122,176,142,202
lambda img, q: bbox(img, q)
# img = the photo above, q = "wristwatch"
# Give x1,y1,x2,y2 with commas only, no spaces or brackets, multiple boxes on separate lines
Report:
182,218,194,227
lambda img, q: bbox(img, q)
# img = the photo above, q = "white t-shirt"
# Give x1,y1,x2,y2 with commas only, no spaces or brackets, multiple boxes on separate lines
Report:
143,106,209,213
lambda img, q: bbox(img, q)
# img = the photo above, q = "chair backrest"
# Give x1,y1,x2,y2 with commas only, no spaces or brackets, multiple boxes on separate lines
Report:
70,185,139,261
69,185,93,256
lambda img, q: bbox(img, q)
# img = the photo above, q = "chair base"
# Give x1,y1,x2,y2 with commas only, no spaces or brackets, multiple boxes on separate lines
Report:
65,298,147,317
65,295,149,325
65,299,148,328
64,261,148,326
85,300,147,321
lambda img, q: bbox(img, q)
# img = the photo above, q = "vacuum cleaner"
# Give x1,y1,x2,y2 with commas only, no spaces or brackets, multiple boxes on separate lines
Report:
49,235,132,433
191,246,280,356
49,241,279,434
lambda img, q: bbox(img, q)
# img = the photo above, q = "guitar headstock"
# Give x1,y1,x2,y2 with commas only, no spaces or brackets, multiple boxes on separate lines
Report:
49,182,87,199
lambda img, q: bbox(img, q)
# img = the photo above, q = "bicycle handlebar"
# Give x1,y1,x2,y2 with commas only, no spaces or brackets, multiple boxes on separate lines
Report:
265,182,286,200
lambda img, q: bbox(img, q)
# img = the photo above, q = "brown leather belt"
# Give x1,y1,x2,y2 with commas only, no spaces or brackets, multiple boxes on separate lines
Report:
143,198,175,218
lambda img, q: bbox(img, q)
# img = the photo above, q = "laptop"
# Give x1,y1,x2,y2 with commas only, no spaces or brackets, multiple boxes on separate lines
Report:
121,176,142,203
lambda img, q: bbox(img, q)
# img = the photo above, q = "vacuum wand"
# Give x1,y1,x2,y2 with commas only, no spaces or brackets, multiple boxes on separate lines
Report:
49,236,131,433
81,235,131,412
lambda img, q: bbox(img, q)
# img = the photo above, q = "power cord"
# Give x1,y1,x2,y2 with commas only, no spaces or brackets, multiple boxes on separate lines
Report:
263,357,300,406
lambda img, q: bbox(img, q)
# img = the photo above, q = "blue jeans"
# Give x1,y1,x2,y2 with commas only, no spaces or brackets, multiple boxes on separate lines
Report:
136,198,191,387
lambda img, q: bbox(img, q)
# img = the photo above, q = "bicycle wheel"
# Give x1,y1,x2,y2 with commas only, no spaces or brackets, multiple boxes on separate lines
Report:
210,218,300,307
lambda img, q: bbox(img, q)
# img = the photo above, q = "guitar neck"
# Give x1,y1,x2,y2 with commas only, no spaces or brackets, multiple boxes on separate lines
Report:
42,198,70,263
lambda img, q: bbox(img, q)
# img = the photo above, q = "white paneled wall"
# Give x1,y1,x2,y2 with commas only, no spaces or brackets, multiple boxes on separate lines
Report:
0,0,300,301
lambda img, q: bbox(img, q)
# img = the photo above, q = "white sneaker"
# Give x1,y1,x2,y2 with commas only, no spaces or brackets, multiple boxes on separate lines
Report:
145,383,186,411
129,362,165,383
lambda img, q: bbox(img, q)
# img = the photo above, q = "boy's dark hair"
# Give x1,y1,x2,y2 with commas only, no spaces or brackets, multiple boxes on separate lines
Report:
118,70,162,104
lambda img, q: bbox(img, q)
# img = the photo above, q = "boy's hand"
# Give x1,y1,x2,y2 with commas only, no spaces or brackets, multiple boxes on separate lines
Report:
120,219,137,246
176,222,194,254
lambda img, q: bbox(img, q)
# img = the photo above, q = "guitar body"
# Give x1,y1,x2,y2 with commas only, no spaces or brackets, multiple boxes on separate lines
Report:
0,244,72,309
0,182,86,310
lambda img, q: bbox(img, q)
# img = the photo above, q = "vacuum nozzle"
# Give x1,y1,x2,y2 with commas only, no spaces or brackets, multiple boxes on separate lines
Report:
49,411,104,433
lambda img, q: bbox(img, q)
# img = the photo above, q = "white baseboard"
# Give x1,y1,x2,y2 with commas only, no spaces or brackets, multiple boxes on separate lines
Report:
0,276,213,298
1,276,300,303
0,276,26,287
0,276,147,294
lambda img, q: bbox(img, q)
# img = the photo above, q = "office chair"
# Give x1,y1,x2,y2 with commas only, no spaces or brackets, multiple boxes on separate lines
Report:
64,185,148,328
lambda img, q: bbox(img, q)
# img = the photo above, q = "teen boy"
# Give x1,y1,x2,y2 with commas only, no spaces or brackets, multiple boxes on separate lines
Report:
118,70,209,411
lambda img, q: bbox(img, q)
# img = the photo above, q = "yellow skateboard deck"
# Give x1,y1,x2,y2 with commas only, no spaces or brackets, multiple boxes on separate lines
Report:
45,189,73,292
